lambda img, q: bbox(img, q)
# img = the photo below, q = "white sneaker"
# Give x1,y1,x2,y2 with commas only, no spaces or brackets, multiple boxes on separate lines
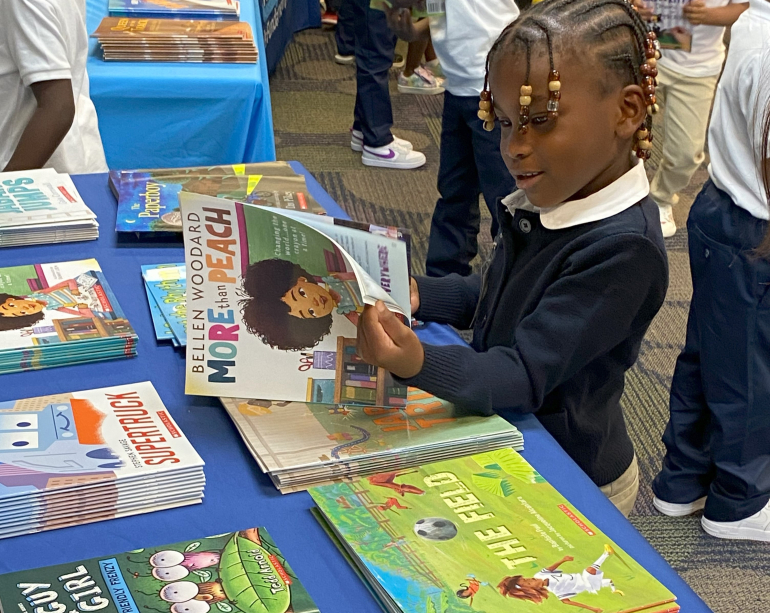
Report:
653,495,707,517
701,500,770,542
351,129,413,153
334,53,354,65
362,139,426,169
659,204,677,238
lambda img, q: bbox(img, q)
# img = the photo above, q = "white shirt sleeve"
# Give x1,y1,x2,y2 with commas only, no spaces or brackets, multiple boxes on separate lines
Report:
738,49,770,160
4,0,72,87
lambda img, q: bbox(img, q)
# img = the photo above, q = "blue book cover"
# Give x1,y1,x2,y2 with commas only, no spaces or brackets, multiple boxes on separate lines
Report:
142,264,187,346
108,0,240,19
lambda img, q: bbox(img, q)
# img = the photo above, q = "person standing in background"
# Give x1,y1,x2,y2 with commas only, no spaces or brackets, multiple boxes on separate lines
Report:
652,0,770,541
348,0,427,170
386,0,518,276
0,0,108,173
636,0,748,237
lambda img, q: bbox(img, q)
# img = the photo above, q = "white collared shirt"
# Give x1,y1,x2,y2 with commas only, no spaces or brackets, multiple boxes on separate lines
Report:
707,0,770,220
502,158,650,229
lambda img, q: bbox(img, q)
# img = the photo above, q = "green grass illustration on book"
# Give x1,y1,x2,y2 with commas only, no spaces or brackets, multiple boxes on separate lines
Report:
310,449,678,613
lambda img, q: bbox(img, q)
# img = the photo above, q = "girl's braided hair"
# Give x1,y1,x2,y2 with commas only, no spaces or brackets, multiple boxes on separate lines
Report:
478,0,659,158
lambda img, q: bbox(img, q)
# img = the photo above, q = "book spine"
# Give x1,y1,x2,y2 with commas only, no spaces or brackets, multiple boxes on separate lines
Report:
347,374,376,382
345,380,377,389
344,363,377,375
343,387,376,402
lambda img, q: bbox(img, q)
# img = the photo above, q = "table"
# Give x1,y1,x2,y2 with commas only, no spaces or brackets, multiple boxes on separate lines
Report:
0,163,710,613
259,0,322,73
85,0,276,169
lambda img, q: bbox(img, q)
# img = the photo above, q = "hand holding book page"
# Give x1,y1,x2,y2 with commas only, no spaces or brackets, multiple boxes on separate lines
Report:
180,192,411,401
358,301,425,379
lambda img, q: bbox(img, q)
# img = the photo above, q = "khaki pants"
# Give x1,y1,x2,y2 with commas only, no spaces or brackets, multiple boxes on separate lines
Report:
649,64,719,209
600,456,639,517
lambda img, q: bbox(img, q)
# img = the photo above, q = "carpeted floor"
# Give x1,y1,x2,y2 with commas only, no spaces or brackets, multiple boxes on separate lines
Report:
270,28,770,613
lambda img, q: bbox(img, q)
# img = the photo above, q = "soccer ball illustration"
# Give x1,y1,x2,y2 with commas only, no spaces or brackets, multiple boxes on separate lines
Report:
413,517,458,541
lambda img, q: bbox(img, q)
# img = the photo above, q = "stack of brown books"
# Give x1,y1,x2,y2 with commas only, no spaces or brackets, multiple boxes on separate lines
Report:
91,17,258,63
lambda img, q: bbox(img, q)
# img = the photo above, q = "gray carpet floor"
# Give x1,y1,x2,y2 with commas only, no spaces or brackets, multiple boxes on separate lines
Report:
270,28,770,612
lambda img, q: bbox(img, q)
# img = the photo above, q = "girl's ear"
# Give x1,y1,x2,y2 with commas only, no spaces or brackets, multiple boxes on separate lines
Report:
617,84,647,140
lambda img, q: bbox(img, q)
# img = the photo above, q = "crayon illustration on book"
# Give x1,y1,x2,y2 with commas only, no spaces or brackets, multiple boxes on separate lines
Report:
0,528,319,613
310,449,679,613
181,193,410,401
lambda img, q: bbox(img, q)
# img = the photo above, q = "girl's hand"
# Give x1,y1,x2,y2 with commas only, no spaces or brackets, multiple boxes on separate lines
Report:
384,7,419,41
410,277,420,315
683,0,709,24
357,301,425,378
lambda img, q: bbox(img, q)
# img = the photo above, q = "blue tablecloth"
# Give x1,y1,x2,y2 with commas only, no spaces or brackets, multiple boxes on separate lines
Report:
260,0,321,73
0,164,710,613
85,0,276,169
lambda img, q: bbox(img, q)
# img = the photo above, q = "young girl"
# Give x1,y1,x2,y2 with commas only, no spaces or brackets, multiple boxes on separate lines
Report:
357,0,670,516
652,1,770,541
0,278,92,332
239,259,363,351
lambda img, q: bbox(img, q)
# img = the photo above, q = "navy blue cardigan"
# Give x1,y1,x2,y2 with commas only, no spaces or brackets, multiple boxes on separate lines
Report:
402,196,669,487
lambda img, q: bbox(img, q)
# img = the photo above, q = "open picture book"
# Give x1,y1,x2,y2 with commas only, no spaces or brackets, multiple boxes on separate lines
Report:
181,193,411,403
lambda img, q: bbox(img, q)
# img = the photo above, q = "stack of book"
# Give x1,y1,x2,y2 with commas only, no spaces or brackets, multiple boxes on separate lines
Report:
0,529,319,612
108,0,241,20
0,259,138,374
142,263,187,347
310,448,680,613
0,382,205,539
110,161,325,234
92,17,258,63
0,169,98,247
221,393,523,493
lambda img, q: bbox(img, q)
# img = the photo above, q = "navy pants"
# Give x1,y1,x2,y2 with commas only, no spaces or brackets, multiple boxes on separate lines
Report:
426,92,515,277
653,179,770,522
350,0,396,148
335,0,354,56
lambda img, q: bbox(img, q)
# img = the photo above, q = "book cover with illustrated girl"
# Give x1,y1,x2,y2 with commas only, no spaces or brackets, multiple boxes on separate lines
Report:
220,391,521,491
310,449,679,613
0,259,137,372
0,527,319,613
180,193,410,402
116,174,325,234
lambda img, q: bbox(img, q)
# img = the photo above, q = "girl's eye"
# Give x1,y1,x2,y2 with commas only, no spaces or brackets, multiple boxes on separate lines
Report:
308,308,316,317
531,115,549,126
498,118,513,128
298,288,306,297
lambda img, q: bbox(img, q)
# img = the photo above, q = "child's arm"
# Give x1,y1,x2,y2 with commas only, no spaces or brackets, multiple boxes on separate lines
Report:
682,0,748,26
412,274,481,329
546,556,574,572
359,235,667,415
2,0,77,172
384,7,431,42
3,80,75,172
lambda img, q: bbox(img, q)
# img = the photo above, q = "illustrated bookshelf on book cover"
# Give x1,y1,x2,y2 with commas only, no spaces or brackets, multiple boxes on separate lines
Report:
330,337,408,406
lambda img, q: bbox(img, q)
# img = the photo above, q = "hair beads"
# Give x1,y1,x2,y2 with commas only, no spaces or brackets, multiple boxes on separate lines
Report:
635,30,660,160
478,89,496,132
480,0,662,156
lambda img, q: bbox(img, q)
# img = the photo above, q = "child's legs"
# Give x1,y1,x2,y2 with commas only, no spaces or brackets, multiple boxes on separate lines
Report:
649,65,718,209
684,183,770,522
351,0,396,147
470,101,515,242
426,92,482,277
599,455,639,517
404,23,429,77
652,260,714,503
335,0,355,56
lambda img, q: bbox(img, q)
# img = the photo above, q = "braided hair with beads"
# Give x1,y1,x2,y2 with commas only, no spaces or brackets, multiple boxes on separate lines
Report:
476,0,660,159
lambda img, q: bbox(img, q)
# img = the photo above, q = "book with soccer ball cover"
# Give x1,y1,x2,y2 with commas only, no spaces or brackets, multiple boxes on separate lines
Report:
310,448,679,613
